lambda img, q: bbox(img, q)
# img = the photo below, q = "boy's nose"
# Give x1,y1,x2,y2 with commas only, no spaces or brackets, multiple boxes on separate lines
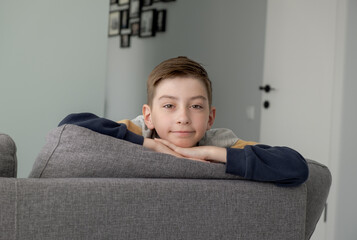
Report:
176,109,191,125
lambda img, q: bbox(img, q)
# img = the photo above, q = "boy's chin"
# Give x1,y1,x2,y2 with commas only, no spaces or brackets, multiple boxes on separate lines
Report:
171,139,197,148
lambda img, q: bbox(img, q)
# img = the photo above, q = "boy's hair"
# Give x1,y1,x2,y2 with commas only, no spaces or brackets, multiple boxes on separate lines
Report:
147,56,212,107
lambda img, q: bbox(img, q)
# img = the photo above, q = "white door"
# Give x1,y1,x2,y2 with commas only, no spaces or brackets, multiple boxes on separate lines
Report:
259,0,341,239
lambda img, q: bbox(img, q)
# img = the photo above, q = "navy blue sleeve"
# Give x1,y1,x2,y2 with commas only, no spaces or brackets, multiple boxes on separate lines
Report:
225,145,309,187
58,113,144,145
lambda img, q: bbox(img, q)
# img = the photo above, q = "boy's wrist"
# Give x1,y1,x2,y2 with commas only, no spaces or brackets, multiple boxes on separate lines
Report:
143,138,154,149
206,146,227,163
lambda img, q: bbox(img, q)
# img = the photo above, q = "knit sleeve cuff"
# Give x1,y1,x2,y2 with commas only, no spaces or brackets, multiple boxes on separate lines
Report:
225,148,247,178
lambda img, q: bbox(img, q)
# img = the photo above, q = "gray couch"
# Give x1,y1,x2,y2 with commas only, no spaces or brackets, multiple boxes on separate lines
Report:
0,126,331,240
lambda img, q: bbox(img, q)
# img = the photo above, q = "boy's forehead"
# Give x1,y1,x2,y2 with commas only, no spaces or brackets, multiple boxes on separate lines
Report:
156,77,206,91
155,77,208,94
158,95,208,101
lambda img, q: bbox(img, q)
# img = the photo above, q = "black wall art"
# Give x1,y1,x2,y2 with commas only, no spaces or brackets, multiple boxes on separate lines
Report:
108,0,176,48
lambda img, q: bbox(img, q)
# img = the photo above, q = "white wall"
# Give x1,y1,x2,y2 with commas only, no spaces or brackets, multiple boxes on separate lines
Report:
106,0,266,141
0,0,109,177
1,0,356,237
334,0,357,239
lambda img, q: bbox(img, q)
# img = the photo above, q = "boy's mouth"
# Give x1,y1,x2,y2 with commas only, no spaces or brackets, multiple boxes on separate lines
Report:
170,130,195,137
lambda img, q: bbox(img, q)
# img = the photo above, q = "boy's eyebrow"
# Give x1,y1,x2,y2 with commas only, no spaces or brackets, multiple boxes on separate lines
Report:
158,95,178,100
158,95,207,101
190,95,208,101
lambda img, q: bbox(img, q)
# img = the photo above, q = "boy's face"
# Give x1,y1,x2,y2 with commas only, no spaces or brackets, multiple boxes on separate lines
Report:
143,77,216,148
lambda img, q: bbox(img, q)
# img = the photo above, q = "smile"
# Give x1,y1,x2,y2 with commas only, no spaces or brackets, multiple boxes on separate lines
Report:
170,131,195,136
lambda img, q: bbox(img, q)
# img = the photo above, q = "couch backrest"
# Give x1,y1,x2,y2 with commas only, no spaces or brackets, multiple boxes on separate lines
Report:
0,178,307,240
0,131,332,239
304,159,332,239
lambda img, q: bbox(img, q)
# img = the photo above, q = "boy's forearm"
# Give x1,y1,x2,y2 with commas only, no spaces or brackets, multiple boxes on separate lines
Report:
154,138,226,163
205,146,227,163
58,112,144,145
143,138,186,158
226,145,309,187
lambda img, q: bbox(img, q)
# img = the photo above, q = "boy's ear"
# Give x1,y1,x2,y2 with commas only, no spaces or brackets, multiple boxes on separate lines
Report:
207,106,216,130
142,104,155,130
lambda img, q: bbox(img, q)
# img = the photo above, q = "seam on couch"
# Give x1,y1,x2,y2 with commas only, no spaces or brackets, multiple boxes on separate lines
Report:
14,179,18,240
39,125,66,178
13,154,17,179
9,135,17,178
302,182,308,240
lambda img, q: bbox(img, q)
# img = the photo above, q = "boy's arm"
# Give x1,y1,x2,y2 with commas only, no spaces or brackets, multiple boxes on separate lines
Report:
58,113,144,145
154,138,226,162
59,113,185,157
155,138,309,187
225,145,309,187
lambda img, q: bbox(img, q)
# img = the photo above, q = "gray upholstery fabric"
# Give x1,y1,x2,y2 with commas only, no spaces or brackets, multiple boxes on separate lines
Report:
13,178,306,240
0,179,16,240
0,127,332,240
304,159,332,239
0,133,17,178
29,124,243,180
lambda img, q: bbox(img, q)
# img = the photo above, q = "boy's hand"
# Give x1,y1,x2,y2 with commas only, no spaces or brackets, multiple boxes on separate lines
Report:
143,138,186,159
143,138,207,162
154,138,227,164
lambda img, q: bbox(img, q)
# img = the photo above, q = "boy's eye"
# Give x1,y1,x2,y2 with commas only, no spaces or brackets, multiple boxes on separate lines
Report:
163,104,174,109
191,104,203,109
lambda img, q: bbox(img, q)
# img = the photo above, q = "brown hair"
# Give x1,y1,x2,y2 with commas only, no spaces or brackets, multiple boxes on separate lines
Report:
147,56,212,107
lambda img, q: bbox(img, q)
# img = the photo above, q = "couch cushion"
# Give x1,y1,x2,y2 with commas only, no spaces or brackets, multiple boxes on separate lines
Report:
0,133,17,178
29,124,244,179
14,178,307,240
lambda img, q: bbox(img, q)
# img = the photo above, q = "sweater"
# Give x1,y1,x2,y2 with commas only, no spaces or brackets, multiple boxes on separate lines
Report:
59,112,309,187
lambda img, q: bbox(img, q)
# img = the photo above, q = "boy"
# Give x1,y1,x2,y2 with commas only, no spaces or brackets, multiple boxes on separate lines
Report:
59,57,308,187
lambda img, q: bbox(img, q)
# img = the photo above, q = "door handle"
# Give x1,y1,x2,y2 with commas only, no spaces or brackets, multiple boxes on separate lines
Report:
259,84,275,93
